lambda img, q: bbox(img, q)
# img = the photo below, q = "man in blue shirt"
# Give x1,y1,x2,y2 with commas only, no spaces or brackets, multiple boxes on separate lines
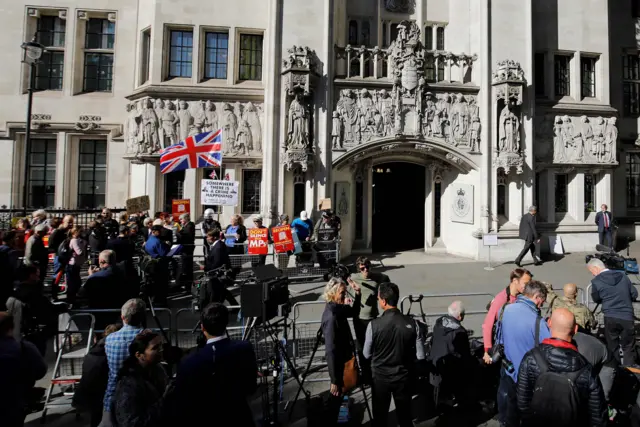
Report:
291,211,314,241
498,280,551,427
144,225,169,258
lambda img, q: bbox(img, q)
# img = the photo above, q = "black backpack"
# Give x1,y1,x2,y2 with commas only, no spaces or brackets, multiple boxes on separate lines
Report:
528,347,584,426
57,239,72,265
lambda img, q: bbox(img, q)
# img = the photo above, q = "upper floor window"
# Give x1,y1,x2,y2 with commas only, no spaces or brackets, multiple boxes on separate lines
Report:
361,21,371,47
348,20,358,45
581,56,596,98
204,31,228,80
623,55,640,117
436,26,445,50
169,30,193,78
627,152,640,208
554,54,571,97
555,173,568,213
534,52,545,97
584,173,596,214
78,140,107,209
139,28,151,84
242,170,261,213
425,26,433,50
83,18,115,92
35,16,66,91
27,139,57,208
238,34,263,81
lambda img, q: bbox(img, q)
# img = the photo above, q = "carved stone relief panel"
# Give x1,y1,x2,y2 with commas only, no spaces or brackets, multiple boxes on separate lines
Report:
535,114,618,165
123,98,264,158
332,20,480,155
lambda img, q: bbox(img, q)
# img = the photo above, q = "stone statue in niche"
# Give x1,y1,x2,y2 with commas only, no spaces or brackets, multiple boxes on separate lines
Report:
176,100,193,142
235,119,252,156
468,116,481,153
160,101,179,147
287,92,309,150
378,89,394,137
125,103,139,154
498,102,520,153
244,102,263,153
222,103,238,154
193,100,206,134
550,114,617,164
450,93,469,144
140,98,160,154
203,100,219,132
422,93,436,137
153,99,166,149
332,111,343,149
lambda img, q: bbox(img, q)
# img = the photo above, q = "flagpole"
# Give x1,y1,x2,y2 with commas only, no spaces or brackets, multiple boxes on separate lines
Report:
217,151,223,224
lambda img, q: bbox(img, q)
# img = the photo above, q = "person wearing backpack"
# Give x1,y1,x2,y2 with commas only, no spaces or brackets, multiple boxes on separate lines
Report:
482,268,532,365
517,308,607,426
497,280,551,427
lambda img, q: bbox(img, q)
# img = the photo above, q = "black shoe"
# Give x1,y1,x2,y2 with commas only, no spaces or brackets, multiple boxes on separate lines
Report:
515,261,522,267
534,260,543,266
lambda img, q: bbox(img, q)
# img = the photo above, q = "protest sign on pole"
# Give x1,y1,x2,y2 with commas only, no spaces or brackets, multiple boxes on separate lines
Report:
201,179,239,206
248,228,269,255
126,195,150,214
171,199,190,221
271,225,295,253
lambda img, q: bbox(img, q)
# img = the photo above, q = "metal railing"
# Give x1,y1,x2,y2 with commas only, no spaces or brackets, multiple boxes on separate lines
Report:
0,207,127,231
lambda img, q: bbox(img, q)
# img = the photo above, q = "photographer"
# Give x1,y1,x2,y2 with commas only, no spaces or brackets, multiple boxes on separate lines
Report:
321,278,361,425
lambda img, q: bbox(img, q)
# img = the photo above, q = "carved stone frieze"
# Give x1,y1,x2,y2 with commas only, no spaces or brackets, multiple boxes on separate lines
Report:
123,98,264,158
547,115,618,165
282,46,319,172
79,115,101,122
31,114,51,121
74,122,100,131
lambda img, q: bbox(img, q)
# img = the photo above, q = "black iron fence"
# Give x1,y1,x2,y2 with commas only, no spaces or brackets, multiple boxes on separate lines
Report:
0,206,127,231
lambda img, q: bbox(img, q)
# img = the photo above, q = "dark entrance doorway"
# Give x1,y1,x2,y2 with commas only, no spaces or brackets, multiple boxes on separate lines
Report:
372,162,426,252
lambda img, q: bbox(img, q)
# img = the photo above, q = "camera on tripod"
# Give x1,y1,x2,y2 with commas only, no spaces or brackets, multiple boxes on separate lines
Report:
585,244,639,274
191,266,236,313
322,261,351,282
240,264,291,321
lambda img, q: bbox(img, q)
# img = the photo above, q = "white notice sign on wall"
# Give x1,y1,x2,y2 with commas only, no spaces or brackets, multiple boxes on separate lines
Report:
201,179,239,206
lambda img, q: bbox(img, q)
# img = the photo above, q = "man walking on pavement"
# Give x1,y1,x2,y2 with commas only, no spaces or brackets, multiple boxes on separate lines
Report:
595,204,614,248
363,282,424,427
515,206,542,267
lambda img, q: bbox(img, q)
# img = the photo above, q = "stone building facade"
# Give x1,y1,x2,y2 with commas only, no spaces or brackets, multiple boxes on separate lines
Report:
1,0,640,259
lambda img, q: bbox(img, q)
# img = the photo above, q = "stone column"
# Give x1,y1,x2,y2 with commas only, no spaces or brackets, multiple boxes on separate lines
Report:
508,176,523,222
431,24,438,50
425,167,435,247
481,0,492,233
572,51,581,100
522,0,534,210
261,0,284,225
597,170,613,212
569,171,585,222
54,132,68,208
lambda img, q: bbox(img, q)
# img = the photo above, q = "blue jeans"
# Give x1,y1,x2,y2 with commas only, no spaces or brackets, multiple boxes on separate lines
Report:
497,367,519,427
65,264,82,304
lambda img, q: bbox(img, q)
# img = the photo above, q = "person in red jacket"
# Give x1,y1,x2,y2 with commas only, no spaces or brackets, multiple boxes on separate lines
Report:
482,268,532,364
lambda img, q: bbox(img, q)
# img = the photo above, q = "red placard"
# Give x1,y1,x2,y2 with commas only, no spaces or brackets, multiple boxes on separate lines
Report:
271,225,294,253
248,228,269,255
172,199,190,221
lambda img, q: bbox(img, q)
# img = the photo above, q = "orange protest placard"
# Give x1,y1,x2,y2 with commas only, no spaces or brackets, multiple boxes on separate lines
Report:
172,199,190,221
248,228,269,255
271,225,294,253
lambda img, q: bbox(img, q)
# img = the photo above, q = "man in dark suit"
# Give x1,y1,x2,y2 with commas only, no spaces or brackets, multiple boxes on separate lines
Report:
515,205,542,267
164,303,257,426
595,204,613,248
205,228,230,271
176,213,196,292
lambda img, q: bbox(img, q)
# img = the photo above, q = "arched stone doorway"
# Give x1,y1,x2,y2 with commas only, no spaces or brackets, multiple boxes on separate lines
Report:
332,137,478,256
372,161,426,252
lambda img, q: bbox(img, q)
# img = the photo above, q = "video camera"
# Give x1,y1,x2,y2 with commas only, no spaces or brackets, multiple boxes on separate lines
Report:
322,262,351,282
240,265,291,321
191,266,236,313
585,244,639,274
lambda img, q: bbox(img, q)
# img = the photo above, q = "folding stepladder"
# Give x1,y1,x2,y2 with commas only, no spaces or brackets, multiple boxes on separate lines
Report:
41,313,95,424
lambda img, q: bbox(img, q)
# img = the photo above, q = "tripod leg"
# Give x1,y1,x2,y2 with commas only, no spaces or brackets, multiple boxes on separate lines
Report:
358,383,373,422
288,328,323,418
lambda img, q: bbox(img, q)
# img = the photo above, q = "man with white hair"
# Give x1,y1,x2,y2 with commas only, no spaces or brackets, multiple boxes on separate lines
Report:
24,223,49,284
515,205,542,267
430,301,475,415
99,298,147,427
588,257,638,366
177,213,195,291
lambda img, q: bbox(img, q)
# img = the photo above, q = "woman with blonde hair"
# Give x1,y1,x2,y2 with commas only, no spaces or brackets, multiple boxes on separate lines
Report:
321,277,362,424
224,214,247,255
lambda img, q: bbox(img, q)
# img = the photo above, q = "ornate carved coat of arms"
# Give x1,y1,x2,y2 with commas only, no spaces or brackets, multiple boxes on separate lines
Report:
401,58,418,91
452,187,471,218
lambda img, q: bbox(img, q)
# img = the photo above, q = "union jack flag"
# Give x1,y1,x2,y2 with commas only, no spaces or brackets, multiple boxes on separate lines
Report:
160,129,223,174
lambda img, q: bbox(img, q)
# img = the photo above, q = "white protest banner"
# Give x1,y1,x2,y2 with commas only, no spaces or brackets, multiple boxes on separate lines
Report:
201,179,239,206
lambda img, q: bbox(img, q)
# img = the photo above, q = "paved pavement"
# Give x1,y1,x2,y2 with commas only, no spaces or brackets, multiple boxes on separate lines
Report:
25,244,638,427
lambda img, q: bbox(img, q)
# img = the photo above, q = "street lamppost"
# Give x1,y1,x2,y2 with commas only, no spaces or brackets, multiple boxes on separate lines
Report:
21,37,45,211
